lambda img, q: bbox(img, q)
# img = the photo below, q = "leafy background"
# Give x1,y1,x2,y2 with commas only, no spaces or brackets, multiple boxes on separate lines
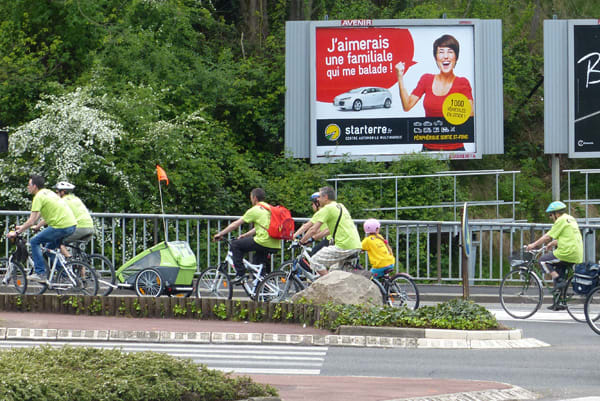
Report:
1,0,598,222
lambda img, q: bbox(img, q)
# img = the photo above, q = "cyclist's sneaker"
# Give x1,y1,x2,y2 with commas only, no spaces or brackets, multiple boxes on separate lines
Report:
546,303,567,311
27,272,46,282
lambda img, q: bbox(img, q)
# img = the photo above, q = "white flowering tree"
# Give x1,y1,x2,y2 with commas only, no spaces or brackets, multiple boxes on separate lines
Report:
0,87,128,209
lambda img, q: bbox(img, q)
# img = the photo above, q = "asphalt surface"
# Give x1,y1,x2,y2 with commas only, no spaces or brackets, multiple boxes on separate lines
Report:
0,306,540,401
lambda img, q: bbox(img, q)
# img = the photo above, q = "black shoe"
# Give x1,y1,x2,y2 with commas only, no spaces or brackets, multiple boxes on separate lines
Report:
547,303,567,311
230,274,247,285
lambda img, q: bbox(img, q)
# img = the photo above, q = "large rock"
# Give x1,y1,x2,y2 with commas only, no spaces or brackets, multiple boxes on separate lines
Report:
291,270,383,306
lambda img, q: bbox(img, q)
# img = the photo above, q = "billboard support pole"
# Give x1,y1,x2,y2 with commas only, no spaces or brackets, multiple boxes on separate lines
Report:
552,154,560,201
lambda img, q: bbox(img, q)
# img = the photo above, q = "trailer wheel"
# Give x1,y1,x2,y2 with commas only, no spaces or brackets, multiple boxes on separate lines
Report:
134,268,164,297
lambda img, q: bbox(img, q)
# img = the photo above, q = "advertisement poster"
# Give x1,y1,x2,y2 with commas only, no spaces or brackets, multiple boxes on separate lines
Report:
572,25,600,156
313,24,476,160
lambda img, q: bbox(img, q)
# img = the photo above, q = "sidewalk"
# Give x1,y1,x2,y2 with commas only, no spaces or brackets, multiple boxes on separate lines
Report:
0,311,540,401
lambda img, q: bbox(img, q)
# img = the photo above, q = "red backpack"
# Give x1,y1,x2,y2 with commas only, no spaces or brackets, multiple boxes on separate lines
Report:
258,202,295,240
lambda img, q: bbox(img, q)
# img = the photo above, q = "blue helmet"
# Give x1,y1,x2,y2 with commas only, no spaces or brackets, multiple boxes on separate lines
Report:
310,192,320,202
545,201,567,213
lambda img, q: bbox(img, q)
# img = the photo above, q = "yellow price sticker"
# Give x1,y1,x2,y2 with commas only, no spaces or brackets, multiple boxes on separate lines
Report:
442,93,471,125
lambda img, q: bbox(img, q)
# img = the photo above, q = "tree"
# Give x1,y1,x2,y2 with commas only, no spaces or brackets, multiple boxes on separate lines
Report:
0,87,126,210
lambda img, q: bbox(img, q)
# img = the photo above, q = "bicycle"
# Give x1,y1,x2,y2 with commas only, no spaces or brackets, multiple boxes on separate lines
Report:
64,237,116,296
196,238,275,300
584,285,600,335
0,232,28,294
256,241,420,309
27,241,99,296
254,241,320,303
499,246,584,321
371,267,420,310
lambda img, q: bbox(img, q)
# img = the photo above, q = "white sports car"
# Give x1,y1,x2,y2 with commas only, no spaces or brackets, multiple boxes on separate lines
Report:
333,87,392,111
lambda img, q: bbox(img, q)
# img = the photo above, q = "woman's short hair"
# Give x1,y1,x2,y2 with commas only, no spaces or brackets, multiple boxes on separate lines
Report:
433,34,460,61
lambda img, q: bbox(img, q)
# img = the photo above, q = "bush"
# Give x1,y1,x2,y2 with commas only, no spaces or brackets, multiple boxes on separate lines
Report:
315,298,500,331
0,346,277,401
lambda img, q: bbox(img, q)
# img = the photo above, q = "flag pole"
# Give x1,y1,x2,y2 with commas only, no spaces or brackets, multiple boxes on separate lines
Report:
156,164,169,243
158,179,167,242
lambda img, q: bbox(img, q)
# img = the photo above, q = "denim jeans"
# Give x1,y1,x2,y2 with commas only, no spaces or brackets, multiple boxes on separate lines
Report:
30,225,76,275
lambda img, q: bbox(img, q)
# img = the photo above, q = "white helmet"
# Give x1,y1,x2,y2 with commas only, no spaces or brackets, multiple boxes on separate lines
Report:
53,181,75,191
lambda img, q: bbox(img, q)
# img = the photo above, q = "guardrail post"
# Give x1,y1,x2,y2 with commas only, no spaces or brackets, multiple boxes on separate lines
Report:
437,224,442,283
462,246,469,299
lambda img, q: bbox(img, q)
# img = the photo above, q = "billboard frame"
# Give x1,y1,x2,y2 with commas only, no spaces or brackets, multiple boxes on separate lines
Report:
568,20,600,158
309,19,486,164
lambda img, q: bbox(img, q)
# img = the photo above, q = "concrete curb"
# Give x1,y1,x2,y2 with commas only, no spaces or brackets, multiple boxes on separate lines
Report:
387,384,539,401
1,327,550,349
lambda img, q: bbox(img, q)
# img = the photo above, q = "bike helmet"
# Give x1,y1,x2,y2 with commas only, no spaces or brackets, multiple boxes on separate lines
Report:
363,218,380,234
545,201,567,213
53,181,75,191
310,192,320,202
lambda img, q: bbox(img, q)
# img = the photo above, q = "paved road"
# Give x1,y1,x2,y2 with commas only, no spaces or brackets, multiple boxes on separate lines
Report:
0,284,598,401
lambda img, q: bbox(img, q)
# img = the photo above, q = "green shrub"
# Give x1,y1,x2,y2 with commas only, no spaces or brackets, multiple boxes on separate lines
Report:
0,346,277,401
315,299,500,331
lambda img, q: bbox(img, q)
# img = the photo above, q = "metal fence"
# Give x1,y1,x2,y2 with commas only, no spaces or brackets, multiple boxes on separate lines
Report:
3,211,600,284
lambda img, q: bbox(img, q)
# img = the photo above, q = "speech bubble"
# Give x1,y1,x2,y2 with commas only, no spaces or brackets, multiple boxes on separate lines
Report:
316,27,417,103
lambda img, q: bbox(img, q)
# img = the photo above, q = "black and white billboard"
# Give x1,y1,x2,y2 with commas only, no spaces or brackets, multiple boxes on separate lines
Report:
569,23,600,157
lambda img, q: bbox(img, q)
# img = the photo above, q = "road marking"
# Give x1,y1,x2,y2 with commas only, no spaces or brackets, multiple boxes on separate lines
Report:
489,308,582,323
0,340,327,375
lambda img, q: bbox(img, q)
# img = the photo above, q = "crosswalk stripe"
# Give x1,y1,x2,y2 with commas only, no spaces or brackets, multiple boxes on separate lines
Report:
0,340,327,376
211,367,322,375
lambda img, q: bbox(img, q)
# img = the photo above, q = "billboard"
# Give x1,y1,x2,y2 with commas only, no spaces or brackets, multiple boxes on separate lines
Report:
311,22,477,162
569,22,600,157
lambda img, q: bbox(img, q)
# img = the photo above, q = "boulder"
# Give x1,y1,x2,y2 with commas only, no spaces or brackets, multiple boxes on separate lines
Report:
291,270,383,306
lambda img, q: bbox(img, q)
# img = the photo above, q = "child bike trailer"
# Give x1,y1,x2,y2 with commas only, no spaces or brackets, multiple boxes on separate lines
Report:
115,241,197,297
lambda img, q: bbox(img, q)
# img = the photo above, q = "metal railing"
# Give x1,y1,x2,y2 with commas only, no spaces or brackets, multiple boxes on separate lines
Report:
565,169,600,223
2,211,599,284
327,170,520,221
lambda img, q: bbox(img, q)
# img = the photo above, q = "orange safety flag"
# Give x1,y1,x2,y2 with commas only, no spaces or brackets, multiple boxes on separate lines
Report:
156,165,169,185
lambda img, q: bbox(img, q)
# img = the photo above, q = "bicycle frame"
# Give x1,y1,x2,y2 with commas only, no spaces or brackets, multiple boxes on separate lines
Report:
39,245,80,290
217,239,270,298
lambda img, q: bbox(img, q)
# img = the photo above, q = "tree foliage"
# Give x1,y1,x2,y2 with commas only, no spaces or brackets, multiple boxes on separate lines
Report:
1,0,599,221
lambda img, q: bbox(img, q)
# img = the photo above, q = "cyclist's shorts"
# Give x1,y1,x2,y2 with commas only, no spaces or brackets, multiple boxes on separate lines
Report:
540,252,572,276
370,265,394,278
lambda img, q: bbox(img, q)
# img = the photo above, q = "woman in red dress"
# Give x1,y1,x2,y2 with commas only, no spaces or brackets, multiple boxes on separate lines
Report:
396,34,473,151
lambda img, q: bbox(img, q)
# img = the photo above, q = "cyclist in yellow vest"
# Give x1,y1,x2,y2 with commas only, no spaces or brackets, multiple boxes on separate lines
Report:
300,186,362,276
8,175,76,281
213,188,281,283
361,218,396,278
527,201,583,310
53,181,94,258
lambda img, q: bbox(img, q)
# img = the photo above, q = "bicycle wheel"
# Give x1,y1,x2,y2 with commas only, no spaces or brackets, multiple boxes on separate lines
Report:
196,265,232,299
278,259,309,286
87,254,116,296
0,258,27,294
135,268,164,297
370,278,387,304
499,268,543,319
255,271,304,303
70,260,99,296
56,261,99,296
564,276,587,323
388,274,419,310
585,286,600,335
